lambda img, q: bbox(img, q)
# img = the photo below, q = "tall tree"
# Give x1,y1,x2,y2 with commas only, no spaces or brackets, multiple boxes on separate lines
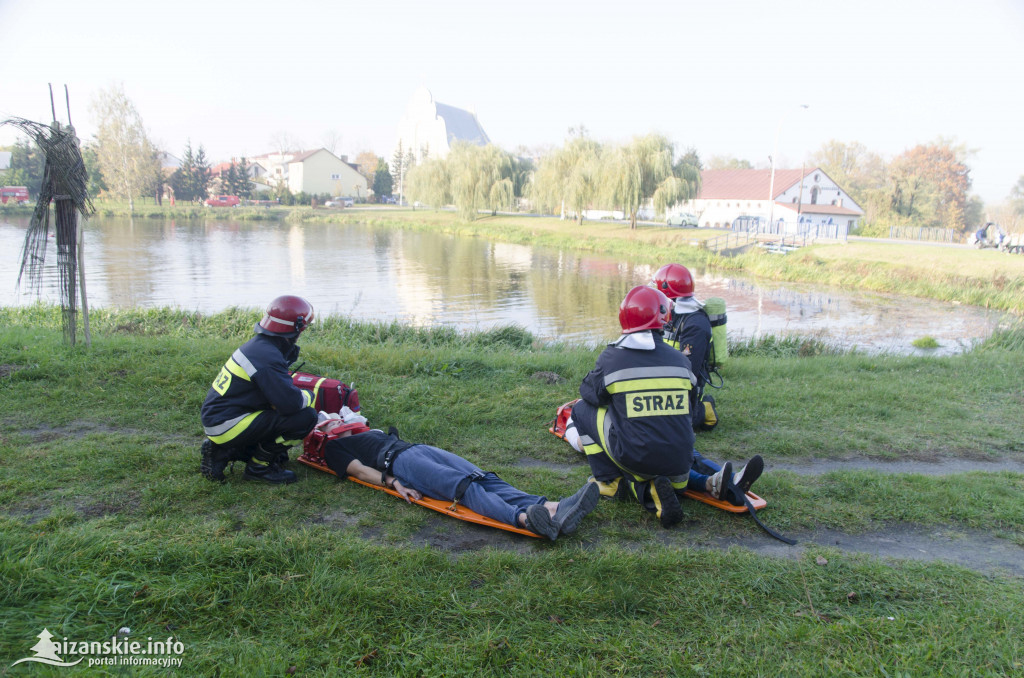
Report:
706,155,752,170
236,157,252,199
321,129,342,155
170,142,196,201
406,156,450,209
193,145,211,201
809,140,886,198
1010,176,1024,216
391,141,407,202
90,84,159,212
80,140,108,198
372,158,393,201
355,150,378,188
601,134,676,229
654,147,702,217
531,134,602,223
4,137,45,196
886,143,971,231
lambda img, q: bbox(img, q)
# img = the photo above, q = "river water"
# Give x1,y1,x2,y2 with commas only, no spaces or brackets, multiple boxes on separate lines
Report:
0,215,1005,354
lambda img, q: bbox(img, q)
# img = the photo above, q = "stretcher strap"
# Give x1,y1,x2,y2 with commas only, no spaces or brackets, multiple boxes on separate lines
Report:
743,496,796,545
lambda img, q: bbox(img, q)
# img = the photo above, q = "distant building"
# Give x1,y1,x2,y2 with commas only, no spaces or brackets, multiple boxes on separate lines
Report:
395,87,490,163
0,151,11,174
250,148,368,198
672,168,863,237
156,151,181,171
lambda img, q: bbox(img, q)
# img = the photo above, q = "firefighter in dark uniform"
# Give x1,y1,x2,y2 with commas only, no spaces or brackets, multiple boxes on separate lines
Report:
200,295,318,485
653,262,713,427
568,286,696,528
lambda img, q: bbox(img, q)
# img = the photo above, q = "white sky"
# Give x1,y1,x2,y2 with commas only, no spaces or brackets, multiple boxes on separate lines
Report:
1,0,1022,203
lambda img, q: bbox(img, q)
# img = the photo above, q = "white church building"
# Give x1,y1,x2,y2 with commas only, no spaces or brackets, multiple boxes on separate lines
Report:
395,87,491,163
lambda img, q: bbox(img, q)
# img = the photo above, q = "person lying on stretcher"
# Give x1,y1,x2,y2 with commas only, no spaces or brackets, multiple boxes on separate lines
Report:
319,414,600,541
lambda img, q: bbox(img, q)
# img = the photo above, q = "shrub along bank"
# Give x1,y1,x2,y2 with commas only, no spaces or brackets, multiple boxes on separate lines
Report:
1,306,1022,675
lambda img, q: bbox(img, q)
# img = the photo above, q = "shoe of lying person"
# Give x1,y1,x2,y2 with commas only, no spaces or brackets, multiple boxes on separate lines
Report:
524,504,559,540
554,482,600,535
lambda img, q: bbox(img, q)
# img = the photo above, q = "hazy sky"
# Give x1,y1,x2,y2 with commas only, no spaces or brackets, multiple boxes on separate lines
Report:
1,0,1022,203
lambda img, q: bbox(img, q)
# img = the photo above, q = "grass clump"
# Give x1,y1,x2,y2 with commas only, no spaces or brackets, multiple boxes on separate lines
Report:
912,335,940,349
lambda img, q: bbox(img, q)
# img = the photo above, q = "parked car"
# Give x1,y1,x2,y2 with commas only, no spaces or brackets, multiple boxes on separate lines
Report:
325,197,354,208
204,195,240,207
0,186,30,204
666,212,698,227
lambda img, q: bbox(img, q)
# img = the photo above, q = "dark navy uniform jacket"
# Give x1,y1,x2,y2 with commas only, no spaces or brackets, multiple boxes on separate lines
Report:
200,334,312,440
578,333,696,478
665,308,712,389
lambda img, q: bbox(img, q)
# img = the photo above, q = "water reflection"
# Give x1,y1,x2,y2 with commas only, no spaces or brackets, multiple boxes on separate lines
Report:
0,216,1004,354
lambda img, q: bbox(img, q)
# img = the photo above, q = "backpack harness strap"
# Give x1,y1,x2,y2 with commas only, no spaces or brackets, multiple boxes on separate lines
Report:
376,426,413,479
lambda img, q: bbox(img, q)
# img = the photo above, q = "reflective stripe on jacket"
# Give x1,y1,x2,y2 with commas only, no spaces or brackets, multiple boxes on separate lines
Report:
200,334,312,441
577,336,696,478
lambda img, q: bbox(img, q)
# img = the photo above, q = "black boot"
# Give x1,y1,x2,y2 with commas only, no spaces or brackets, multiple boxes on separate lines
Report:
243,444,296,484
200,440,233,482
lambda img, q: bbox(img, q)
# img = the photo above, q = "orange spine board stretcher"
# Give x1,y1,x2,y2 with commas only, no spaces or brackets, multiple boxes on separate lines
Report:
296,453,542,538
548,411,766,513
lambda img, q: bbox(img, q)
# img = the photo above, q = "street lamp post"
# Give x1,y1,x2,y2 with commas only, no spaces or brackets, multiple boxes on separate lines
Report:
767,104,809,229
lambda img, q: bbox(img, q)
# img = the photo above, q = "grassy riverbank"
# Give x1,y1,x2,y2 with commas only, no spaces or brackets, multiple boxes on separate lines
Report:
2,306,1023,675
10,199,1020,313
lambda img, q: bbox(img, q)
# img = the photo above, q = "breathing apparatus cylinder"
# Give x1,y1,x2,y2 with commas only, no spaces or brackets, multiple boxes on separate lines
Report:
704,297,728,366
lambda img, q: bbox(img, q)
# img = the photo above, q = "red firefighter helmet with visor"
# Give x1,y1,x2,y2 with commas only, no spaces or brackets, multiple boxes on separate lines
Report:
618,286,671,334
652,263,694,299
255,295,314,338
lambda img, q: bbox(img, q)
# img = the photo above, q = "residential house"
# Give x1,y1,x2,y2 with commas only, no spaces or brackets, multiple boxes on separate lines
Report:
0,151,11,176
251,148,367,198
395,87,491,163
673,168,863,238
209,159,268,193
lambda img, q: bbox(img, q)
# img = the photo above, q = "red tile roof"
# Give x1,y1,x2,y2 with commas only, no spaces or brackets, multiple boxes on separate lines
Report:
699,168,815,200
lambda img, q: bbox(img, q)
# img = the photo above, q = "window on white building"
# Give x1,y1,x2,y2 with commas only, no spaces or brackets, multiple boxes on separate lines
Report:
330,173,341,180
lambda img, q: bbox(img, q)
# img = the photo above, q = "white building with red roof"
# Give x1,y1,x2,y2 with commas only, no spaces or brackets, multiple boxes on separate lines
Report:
249,148,367,198
675,168,863,237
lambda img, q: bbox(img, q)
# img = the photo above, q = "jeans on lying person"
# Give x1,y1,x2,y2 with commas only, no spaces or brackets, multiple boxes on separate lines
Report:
391,444,547,527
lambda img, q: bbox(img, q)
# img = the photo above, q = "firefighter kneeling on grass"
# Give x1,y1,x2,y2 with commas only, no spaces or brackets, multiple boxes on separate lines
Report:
566,285,695,528
200,295,318,485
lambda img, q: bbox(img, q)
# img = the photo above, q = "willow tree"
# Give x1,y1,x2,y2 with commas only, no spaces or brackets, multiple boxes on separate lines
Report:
602,134,676,229
531,135,602,223
654,149,702,216
89,84,159,213
405,143,525,220
406,156,451,209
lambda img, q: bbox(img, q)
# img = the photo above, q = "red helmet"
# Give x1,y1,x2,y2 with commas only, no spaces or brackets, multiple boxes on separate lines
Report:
255,295,314,338
619,286,670,334
652,263,694,299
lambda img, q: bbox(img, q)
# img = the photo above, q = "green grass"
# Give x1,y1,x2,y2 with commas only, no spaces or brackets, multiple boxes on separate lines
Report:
2,306,1023,675
912,336,940,349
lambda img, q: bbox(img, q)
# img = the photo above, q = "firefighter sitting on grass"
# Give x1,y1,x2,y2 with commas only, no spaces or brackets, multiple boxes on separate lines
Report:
564,286,696,527
200,295,318,485
562,286,765,527
653,262,717,432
